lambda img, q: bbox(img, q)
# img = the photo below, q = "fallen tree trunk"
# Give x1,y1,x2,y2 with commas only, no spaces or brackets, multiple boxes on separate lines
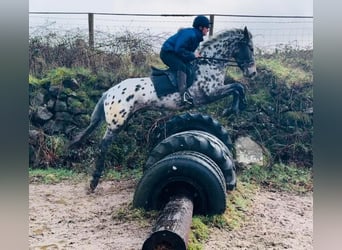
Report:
142,195,194,250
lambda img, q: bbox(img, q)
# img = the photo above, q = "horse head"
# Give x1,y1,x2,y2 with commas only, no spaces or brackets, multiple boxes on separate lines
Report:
231,26,257,78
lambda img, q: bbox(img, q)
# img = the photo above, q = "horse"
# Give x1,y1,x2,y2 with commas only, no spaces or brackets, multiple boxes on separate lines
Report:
69,26,257,192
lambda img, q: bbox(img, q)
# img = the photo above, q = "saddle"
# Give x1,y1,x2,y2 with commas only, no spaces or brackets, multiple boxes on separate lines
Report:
150,66,194,98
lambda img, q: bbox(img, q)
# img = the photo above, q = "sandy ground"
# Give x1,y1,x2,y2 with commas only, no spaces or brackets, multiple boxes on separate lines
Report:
29,179,313,250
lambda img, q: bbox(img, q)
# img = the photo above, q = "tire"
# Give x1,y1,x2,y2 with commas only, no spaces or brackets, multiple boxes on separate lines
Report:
145,130,236,190
150,113,233,151
133,151,227,215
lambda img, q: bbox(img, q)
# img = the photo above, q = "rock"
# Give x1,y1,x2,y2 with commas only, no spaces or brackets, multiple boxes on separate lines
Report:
63,78,79,90
234,136,264,168
30,92,45,106
34,106,53,122
55,100,68,112
49,85,62,97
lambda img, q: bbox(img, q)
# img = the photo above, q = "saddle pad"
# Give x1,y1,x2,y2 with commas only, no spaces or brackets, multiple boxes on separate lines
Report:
150,74,178,98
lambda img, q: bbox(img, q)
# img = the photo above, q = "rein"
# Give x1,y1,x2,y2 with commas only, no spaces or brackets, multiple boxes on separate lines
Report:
198,56,239,67
198,56,254,68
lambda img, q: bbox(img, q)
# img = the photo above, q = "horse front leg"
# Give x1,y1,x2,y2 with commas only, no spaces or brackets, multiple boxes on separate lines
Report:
222,90,240,116
210,82,246,116
89,129,115,192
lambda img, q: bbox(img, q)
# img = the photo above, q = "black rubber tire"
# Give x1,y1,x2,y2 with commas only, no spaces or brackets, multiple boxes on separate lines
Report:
151,113,233,151
145,130,236,191
133,151,227,215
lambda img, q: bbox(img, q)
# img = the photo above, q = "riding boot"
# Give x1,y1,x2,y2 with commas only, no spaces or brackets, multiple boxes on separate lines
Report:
177,71,193,105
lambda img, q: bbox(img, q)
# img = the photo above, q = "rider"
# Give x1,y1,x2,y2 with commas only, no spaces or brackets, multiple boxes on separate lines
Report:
160,15,211,105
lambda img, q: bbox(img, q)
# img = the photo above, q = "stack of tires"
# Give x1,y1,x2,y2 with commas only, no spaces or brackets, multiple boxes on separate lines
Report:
133,113,236,215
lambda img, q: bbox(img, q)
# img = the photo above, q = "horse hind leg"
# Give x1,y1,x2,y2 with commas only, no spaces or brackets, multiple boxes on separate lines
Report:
68,94,106,149
89,128,116,192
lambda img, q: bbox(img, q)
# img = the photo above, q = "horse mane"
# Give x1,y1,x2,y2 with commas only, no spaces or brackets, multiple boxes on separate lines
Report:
200,28,252,50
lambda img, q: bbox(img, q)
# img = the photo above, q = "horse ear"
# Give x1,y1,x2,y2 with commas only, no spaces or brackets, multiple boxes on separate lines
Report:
243,26,249,41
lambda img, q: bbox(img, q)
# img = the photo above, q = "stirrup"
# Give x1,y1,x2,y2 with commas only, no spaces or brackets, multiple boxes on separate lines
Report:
183,92,194,105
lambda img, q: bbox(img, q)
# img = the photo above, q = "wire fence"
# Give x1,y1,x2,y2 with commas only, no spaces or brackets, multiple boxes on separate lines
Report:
29,12,313,52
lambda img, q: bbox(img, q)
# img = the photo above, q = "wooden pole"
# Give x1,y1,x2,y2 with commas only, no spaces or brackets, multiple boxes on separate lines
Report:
209,15,214,36
142,195,194,250
88,13,94,50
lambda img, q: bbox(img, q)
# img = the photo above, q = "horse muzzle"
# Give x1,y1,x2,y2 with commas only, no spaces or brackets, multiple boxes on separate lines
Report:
243,63,257,78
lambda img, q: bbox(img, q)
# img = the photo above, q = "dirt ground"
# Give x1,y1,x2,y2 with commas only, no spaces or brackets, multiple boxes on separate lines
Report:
29,179,313,250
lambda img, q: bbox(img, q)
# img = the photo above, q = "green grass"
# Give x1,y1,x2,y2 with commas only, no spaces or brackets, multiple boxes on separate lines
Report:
239,163,313,193
29,167,143,184
105,168,143,180
257,57,312,86
29,167,84,184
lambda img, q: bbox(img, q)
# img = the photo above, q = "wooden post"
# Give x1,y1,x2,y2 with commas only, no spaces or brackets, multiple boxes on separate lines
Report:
88,13,94,50
142,195,194,250
209,15,214,37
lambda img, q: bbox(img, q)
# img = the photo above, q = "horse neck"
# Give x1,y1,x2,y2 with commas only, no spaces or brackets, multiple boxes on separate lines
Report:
199,30,243,58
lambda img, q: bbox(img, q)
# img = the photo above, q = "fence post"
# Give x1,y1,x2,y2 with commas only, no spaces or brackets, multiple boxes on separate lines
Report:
88,13,94,50
209,15,214,36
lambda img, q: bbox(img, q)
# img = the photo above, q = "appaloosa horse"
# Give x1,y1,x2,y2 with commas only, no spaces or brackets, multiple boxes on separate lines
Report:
69,26,257,191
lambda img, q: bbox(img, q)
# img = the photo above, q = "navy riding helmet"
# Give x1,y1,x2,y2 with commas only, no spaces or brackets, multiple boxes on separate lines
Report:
192,15,211,29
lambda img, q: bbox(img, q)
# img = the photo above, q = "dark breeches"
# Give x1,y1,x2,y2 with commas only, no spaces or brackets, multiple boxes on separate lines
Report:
160,50,191,75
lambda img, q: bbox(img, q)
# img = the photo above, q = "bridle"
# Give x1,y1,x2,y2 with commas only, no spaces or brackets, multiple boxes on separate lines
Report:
198,39,255,68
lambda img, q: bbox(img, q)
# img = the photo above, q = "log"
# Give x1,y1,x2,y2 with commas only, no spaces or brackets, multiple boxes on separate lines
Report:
142,195,194,250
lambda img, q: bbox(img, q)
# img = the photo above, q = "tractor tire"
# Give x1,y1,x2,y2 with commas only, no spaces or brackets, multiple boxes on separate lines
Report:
133,151,227,215
151,113,233,151
145,130,236,191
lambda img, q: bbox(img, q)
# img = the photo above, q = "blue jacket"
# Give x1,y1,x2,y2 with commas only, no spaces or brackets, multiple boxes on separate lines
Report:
161,27,203,62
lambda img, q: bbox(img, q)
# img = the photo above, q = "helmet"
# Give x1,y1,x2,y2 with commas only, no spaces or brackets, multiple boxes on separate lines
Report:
192,15,211,29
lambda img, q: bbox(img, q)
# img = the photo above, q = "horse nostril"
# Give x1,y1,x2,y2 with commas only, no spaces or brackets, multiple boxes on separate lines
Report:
251,71,257,77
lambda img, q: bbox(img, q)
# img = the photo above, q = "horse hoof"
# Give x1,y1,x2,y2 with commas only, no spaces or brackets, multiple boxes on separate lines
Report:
89,179,99,192
85,185,95,195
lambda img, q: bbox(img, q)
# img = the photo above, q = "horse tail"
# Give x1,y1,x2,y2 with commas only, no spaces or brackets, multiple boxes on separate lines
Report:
68,93,107,149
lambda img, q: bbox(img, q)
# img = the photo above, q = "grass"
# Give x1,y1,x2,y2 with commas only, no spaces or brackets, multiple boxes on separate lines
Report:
239,163,313,193
29,167,84,184
29,167,143,184
256,57,312,86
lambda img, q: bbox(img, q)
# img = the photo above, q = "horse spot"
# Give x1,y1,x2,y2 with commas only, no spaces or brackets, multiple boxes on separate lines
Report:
142,87,145,90
119,109,125,114
111,101,114,105
112,119,118,125
126,94,134,102
140,79,144,81
135,85,141,92
121,91,125,95
142,93,146,96
112,95,115,99
114,114,117,117
118,100,121,103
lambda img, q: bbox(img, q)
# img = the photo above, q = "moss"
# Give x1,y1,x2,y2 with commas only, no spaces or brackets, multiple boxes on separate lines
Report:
257,57,312,86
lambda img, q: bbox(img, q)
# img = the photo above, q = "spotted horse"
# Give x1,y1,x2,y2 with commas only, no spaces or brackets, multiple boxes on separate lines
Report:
69,26,257,192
